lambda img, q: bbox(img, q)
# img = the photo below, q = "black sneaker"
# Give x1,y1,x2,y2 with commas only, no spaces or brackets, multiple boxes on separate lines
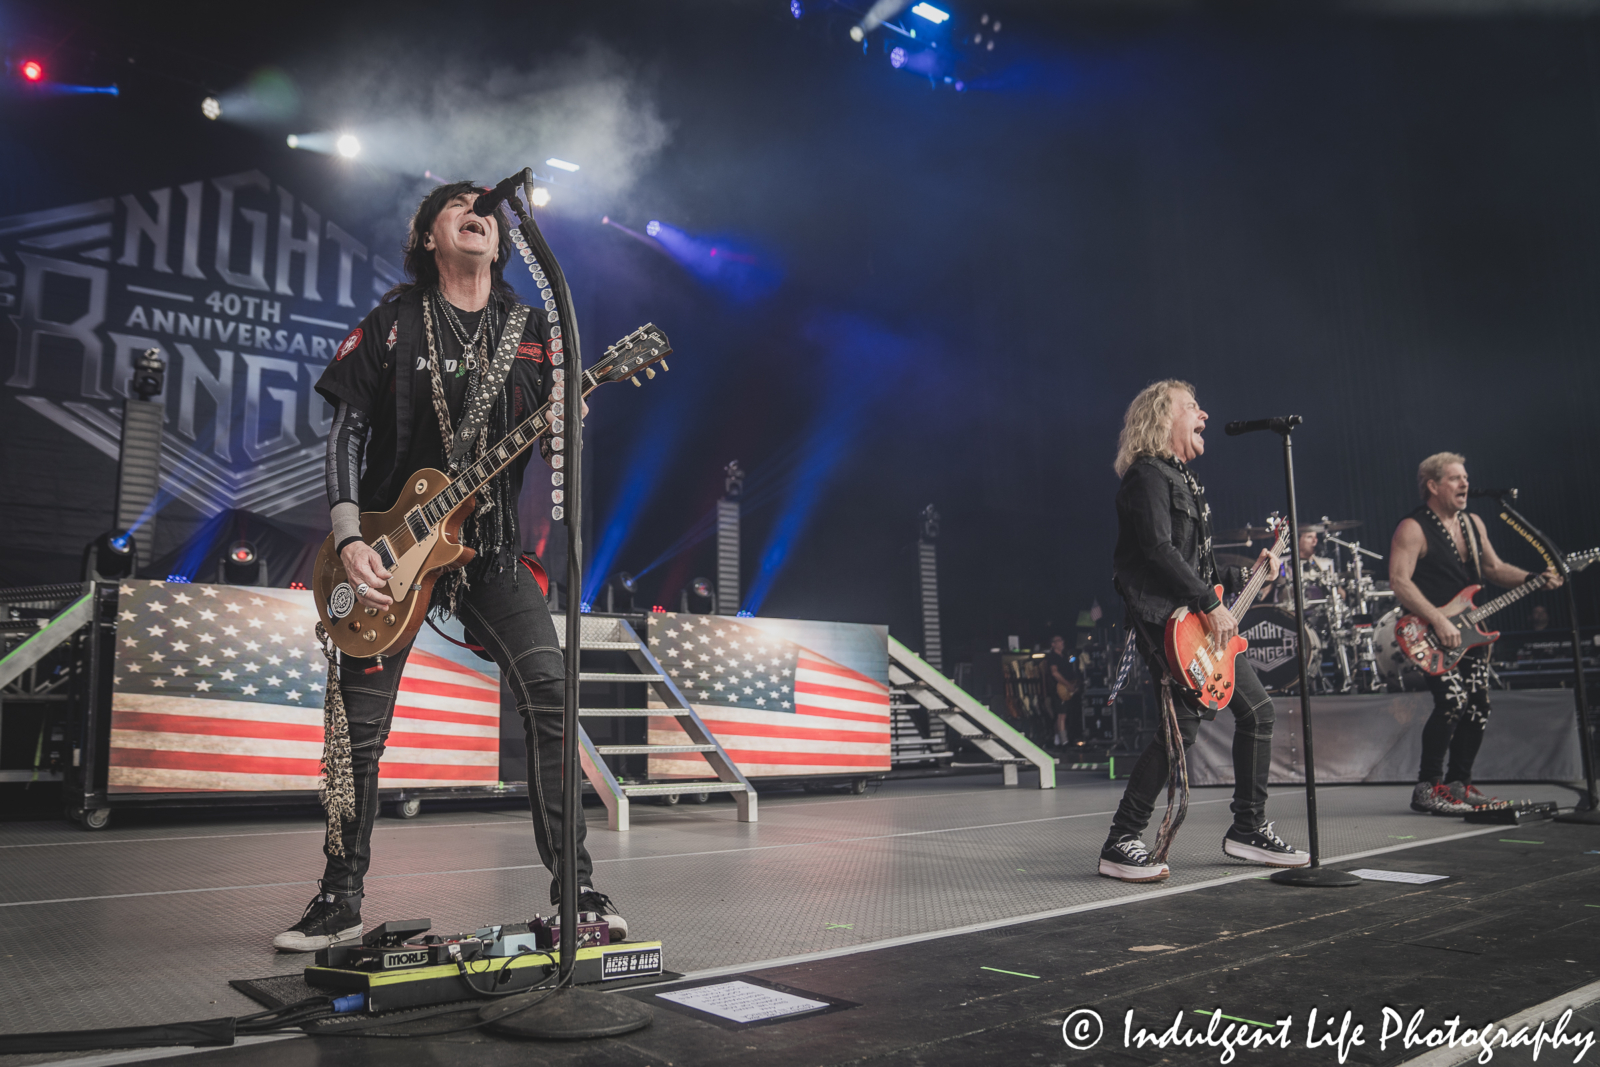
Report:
576,887,628,941
1223,822,1310,867
273,892,362,952
1097,835,1170,883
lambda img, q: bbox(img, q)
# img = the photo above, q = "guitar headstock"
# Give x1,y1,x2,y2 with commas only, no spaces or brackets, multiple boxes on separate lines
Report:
589,323,673,388
1565,547,1600,575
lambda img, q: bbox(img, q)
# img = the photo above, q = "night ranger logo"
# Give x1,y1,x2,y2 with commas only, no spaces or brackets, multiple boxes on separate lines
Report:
0,170,402,517
1242,618,1299,673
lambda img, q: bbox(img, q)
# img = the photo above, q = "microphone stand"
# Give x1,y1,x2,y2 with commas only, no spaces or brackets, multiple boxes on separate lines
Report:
1486,496,1599,823
1233,420,1360,887
479,171,652,1039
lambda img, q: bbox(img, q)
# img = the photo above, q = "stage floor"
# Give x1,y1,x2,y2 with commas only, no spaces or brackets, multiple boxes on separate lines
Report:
1,772,1594,1065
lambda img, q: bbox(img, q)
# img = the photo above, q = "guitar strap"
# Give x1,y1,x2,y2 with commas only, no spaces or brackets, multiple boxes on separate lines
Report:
1462,511,1484,582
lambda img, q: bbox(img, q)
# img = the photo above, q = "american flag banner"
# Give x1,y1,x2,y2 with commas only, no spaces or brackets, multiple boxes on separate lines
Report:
644,612,890,778
109,580,501,793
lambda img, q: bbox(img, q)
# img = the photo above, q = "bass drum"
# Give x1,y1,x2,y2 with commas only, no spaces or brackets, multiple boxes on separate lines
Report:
1372,608,1428,691
1238,606,1321,693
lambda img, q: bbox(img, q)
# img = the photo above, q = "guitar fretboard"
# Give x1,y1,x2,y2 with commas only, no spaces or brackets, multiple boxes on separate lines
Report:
1228,527,1291,623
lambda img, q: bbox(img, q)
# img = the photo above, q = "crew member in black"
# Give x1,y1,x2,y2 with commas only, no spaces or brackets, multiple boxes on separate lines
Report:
273,181,625,952
1389,452,1562,816
1098,380,1308,882
1044,635,1083,749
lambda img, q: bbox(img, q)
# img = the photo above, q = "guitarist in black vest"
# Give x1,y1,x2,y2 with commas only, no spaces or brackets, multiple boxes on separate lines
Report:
1389,452,1562,816
272,182,625,951
1098,380,1307,882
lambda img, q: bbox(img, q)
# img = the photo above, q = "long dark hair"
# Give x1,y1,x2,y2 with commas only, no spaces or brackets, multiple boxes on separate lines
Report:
383,180,518,304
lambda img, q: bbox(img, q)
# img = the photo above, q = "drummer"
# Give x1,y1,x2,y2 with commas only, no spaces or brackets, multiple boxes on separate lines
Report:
1275,526,1338,612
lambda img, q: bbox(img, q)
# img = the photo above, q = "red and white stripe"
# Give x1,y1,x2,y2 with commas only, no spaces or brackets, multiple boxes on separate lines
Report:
108,649,500,793
650,652,889,778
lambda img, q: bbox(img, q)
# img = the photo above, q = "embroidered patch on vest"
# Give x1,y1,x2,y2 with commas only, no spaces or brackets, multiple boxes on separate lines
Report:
335,327,363,361
517,341,545,362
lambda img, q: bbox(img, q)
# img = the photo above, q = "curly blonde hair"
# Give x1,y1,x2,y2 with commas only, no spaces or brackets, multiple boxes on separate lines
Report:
1417,451,1466,502
1114,379,1195,477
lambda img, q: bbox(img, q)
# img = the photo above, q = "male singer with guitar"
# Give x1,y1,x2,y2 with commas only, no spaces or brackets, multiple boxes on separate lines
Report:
1390,452,1562,815
273,182,625,951
1098,381,1309,882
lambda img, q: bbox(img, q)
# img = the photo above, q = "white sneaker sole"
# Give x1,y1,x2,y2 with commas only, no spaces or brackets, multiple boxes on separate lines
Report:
603,914,629,941
1223,839,1311,867
1098,858,1170,883
273,922,363,953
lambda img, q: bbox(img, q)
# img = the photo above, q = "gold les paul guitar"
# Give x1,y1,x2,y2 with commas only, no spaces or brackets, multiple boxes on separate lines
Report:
313,323,672,659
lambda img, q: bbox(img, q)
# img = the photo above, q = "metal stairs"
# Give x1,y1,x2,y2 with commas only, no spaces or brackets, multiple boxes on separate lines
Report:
555,614,756,831
887,636,1055,788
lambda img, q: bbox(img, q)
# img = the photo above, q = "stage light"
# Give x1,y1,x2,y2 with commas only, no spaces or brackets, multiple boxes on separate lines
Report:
286,134,300,148
229,542,257,565
850,25,865,42
84,530,135,581
21,60,43,82
651,605,666,613
201,96,221,120
791,0,804,16
645,220,660,237
618,571,638,593
890,46,908,68
911,3,949,23
335,134,361,158
110,532,133,555
529,185,551,207
545,157,580,172
691,577,713,600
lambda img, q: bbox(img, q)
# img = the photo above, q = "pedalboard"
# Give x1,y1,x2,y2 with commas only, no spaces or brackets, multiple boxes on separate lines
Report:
305,916,663,1012
1464,800,1559,825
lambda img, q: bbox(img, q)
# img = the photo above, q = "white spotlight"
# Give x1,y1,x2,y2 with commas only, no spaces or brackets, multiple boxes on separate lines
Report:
849,25,865,41
911,3,949,23
529,186,551,208
286,133,300,148
335,134,361,158
545,157,580,172
201,96,221,120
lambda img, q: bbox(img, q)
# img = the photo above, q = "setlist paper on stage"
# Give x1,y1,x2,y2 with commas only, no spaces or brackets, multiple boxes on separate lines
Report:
656,981,831,1024
1347,869,1449,884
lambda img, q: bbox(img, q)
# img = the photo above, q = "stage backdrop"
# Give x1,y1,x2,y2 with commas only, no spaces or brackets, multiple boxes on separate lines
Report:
644,611,891,778
108,579,500,793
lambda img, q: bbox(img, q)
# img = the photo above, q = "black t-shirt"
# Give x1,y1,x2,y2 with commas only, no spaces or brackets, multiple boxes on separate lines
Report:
406,302,479,480
315,290,556,514
1044,650,1083,708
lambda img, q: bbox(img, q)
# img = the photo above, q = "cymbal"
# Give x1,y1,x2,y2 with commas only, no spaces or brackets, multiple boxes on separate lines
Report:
1219,525,1274,542
1305,519,1363,533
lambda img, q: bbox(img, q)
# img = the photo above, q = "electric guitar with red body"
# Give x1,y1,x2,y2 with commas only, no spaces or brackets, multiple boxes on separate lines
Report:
1164,519,1291,711
1391,547,1599,676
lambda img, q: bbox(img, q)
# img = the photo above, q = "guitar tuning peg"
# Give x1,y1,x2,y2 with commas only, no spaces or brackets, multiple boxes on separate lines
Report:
645,368,655,379
659,361,669,372
631,377,643,388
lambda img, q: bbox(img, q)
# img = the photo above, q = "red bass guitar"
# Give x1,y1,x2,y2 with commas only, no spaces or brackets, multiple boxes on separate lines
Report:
1164,519,1290,711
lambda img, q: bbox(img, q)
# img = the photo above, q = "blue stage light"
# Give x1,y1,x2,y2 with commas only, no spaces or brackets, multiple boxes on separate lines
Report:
790,0,803,16
646,220,661,237
890,47,908,69
108,532,132,554
911,3,949,23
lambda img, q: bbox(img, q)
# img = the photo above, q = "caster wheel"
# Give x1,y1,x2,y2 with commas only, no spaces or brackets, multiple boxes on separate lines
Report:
849,778,868,795
655,793,681,806
689,791,712,804
83,808,111,830
396,798,422,819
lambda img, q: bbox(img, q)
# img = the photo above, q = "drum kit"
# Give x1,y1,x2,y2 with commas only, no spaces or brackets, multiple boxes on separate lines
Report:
1218,517,1419,694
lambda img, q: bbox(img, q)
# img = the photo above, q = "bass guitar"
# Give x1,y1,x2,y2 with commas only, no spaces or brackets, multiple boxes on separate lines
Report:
1164,518,1291,711
1391,547,1599,675
312,323,672,659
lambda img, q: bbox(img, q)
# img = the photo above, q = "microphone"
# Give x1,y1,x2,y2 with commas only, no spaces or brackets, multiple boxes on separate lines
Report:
473,168,534,217
1224,415,1302,437
1469,487,1518,501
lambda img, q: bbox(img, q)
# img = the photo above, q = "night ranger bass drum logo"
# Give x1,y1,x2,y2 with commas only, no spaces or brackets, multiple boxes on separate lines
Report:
1242,618,1299,674
0,170,402,518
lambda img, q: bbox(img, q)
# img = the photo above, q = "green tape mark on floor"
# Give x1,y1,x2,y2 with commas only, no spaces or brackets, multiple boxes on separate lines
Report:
824,922,854,930
1194,1009,1278,1030
1501,839,1544,845
1388,835,1416,840
982,966,1041,979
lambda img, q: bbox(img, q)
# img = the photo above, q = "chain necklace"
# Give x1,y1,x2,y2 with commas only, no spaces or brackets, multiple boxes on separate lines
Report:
433,290,491,371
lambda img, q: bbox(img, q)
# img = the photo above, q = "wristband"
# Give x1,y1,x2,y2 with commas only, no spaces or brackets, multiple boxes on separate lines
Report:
336,535,364,555
1197,589,1222,613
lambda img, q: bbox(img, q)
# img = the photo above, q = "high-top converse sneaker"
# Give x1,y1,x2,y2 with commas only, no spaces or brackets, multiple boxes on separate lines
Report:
273,892,362,952
1223,822,1310,867
1098,835,1170,883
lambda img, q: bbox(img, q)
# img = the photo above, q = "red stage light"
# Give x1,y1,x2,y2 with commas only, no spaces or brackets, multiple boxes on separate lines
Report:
232,547,252,562
20,60,44,82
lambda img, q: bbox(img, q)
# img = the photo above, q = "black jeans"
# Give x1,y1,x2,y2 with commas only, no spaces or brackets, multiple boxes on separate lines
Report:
1109,619,1276,840
321,564,591,905
1417,649,1491,785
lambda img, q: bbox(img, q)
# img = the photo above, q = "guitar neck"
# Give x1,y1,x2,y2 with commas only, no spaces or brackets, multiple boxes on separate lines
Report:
1229,532,1289,623
418,369,601,526
1465,574,1547,625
